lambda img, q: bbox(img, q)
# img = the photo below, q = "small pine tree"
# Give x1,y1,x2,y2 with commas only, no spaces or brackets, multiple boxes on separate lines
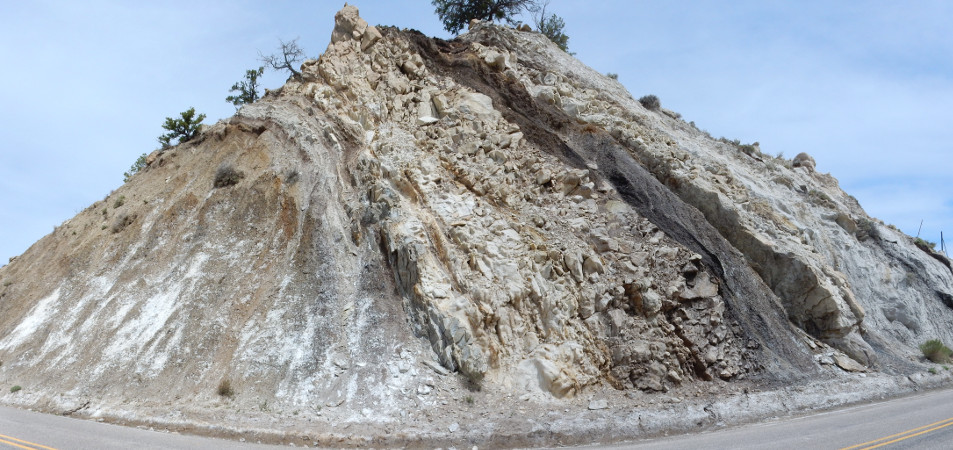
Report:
531,1,570,53
123,153,148,183
158,107,206,148
226,67,264,109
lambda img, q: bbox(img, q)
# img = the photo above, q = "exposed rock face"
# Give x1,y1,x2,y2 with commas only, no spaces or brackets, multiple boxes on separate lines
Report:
1,5,952,443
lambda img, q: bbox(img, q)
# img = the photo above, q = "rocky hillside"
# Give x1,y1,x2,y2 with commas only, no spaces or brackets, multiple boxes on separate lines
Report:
1,5,951,446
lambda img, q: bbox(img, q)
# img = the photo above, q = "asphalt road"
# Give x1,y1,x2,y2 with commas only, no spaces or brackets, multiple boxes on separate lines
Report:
2,387,953,449
622,386,953,449
0,406,287,450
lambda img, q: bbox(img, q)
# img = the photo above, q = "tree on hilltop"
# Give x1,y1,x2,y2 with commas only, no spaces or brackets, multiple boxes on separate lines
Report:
259,38,305,77
433,0,572,52
226,66,264,109
432,0,539,34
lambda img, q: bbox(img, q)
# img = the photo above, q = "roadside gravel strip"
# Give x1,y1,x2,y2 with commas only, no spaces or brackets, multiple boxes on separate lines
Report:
2,372,950,447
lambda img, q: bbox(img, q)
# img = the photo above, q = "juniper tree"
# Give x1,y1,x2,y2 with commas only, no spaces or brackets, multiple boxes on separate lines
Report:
157,107,206,148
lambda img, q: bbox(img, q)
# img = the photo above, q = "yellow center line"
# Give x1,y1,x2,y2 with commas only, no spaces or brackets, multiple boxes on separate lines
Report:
0,433,57,450
859,420,953,450
0,437,40,450
839,416,953,450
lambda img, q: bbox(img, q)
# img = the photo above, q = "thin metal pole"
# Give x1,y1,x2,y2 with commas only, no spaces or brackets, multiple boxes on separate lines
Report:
917,219,924,238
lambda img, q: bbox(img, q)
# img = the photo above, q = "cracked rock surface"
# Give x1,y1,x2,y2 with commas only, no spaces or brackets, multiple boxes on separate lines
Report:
1,5,951,447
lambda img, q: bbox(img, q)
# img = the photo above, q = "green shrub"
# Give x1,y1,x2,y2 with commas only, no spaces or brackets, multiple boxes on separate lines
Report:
920,339,953,363
10,385,21,393
639,95,660,111
606,73,618,80
217,378,235,398
738,144,759,157
929,367,938,374
113,195,125,209
124,153,148,183
807,189,835,209
914,237,937,252
213,165,244,188
856,218,877,241
284,169,300,186
111,213,136,233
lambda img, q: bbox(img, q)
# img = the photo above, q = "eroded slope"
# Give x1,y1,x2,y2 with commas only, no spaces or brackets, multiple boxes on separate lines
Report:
0,4,951,446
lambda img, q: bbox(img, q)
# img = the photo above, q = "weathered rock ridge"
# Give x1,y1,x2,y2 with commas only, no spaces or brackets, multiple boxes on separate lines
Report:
1,5,952,445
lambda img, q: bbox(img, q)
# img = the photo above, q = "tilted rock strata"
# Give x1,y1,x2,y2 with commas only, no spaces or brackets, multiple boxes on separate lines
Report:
306,5,763,395
1,5,952,434
454,19,953,370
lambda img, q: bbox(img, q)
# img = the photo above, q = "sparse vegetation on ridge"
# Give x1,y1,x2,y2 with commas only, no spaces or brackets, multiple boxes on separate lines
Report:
124,153,148,183
738,143,759,157
914,237,937,252
856,218,877,241
807,189,836,209
639,94,660,110
111,213,135,233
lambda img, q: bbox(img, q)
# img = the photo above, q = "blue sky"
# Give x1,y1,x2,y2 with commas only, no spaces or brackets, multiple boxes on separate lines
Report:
1,1,951,262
